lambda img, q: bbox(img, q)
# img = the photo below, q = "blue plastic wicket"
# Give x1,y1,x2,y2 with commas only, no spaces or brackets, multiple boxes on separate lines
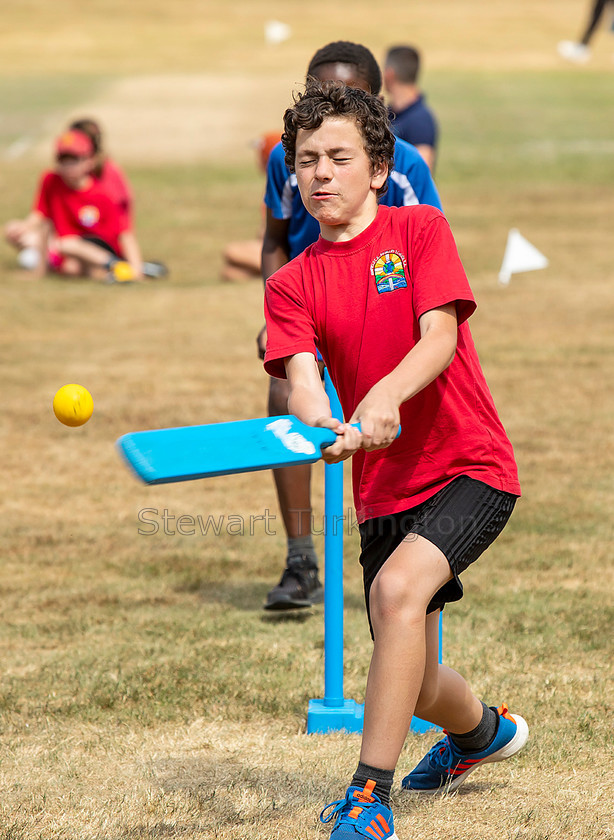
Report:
307,370,441,735
307,370,363,733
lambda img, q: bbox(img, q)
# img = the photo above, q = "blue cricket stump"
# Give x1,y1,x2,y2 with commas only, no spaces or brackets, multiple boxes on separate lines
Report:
307,370,442,735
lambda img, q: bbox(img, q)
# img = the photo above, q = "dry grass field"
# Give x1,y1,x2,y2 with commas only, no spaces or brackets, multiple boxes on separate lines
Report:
1,2,613,838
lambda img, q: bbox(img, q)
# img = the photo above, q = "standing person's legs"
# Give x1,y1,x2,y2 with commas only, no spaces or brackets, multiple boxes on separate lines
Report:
263,375,323,610
580,0,608,43
558,0,610,61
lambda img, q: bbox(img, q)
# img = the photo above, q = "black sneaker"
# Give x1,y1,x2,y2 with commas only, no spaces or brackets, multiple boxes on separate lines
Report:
142,261,169,279
264,555,324,611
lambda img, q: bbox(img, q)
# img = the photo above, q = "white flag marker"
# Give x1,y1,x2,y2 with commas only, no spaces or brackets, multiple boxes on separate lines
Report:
499,229,549,286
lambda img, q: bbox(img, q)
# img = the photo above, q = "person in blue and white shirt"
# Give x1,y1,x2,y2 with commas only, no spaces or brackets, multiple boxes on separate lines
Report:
257,40,442,612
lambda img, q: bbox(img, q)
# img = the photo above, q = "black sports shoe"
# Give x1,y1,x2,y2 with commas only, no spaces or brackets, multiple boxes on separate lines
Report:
264,555,324,611
142,261,169,279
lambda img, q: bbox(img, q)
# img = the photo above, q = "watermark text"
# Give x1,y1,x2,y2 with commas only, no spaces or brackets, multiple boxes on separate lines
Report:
137,507,360,537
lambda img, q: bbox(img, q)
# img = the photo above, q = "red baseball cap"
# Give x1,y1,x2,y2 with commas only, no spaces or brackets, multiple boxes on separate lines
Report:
55,130,94,158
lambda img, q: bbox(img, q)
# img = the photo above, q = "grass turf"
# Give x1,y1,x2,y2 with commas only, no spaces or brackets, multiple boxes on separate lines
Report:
1,1,613,837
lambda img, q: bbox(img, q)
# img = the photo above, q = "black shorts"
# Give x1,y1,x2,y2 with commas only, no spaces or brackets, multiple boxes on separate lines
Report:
81,235,120,258
359,476,517,637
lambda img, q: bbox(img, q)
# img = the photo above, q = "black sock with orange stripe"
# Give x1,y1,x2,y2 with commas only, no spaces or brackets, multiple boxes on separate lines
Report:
350,762,394,807
449,701,498,753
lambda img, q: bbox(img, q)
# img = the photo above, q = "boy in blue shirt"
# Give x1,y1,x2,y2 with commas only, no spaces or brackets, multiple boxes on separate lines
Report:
258,41,442,611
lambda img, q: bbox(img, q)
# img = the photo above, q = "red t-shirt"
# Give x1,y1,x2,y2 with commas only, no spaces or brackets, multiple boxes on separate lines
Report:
35,171,129,255
97,159,133,228
264,204,520,523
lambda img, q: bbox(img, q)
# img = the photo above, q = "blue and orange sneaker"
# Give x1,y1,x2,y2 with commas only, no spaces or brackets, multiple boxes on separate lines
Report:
401,703,528,794
320,779,398,839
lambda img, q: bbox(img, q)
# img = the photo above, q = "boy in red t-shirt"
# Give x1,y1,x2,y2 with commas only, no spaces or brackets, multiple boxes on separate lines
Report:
264,81,528,839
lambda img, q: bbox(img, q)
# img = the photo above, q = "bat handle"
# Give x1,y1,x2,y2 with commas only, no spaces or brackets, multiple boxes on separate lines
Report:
350,422,401,437
323,421,401,447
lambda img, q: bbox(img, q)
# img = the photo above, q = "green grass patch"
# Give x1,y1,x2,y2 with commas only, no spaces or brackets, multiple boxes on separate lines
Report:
1,4,613,837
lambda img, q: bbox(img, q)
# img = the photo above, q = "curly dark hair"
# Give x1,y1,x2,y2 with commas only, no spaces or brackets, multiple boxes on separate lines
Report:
282,80,395,199
307,41,382,96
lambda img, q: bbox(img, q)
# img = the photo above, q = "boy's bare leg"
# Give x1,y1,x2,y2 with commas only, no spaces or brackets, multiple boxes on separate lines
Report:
56,236,113,279
359,535,482,770
60,256,87,277
414,610,484,731
402,599,528,797
221,263,260,283
272,462,313,538
222,239,263,281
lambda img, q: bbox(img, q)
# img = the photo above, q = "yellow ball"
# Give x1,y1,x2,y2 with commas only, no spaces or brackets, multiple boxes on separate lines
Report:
53,384,94,427
112,261,136,282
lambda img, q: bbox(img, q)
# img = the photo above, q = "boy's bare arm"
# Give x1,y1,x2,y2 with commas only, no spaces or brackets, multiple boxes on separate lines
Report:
285,352,362,463
351,303,458,450
285,352,332,426
33,217,52,278
6,210,44,241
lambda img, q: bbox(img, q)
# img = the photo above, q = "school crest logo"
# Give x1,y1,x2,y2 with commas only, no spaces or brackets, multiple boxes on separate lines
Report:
371,250,408,294
79,205,100,228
